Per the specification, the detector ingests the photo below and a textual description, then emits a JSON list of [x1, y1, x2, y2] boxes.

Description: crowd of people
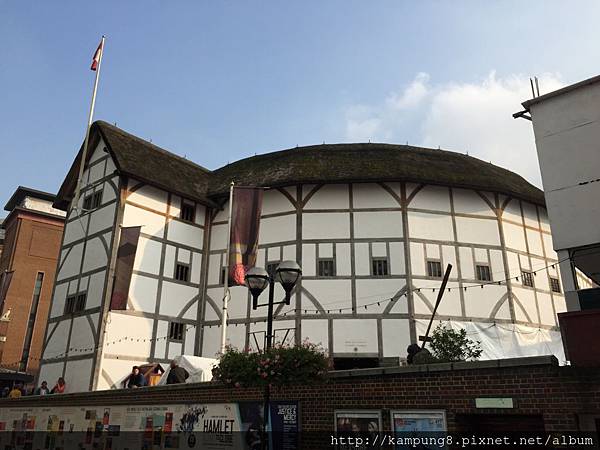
[[2, 360, 189, 397], [2, 377, 66, 398]]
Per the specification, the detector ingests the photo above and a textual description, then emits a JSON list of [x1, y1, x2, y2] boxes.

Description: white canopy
[[157, 355, 218, 385]]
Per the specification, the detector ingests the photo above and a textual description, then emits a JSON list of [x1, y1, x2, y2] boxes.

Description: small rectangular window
[[266, 262, 279, 278], [522, 271, 534, 288], [317, 259, 335, 277], [65, 292, 86, 314], [427, 260, 442, 278], [476, 265, 491, 281], [175, 263, 190, 282], [550, 277, 561, 293], [83, 190, 102, 211], [180, 202, 195, 222], [64, 295, 76, 314], [371, 258, 389, 277], [169, 322, 184, 341], [75, 293, 87, 312]]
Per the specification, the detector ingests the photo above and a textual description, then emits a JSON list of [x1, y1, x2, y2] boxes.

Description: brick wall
[[2, 356, 599, 433]]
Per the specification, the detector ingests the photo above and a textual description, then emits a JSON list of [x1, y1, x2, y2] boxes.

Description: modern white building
[[521, 76, 600, 311], [39, 121, 566, 392]]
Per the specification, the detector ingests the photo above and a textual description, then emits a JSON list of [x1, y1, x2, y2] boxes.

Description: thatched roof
[[55, 121, 545, 209], [55, 121, 215, 210], [210, 143, 544, 205]]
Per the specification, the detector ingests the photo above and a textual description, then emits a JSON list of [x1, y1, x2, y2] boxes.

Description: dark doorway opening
[[333, 357, 379, 371]]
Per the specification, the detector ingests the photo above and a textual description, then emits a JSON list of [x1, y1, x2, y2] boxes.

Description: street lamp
[[244, 260, 302, 450]]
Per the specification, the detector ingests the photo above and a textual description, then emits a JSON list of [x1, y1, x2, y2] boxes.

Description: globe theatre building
[[38, 121, 569, 391]]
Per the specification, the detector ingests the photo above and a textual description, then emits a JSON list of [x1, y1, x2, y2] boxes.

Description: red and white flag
[[90, 39, 104, 71]]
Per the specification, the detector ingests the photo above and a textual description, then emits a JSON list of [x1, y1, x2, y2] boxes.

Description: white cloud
[[386, 72, 430, 110], [343, 71, 564, 186]]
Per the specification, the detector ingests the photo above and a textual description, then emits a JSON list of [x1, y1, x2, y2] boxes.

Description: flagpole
[[72, 35, 106, 213], [220, 181, 235, 354]]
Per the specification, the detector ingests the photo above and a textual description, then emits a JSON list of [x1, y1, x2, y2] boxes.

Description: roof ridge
[[95, 121, 212, 174]]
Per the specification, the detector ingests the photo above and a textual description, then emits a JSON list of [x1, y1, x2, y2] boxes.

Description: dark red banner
[[228, 187, 264, 286], [110, 226, 141, 310]]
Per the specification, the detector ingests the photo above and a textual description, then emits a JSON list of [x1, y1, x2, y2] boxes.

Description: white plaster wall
[[160, 281, 197, 316], [127, 182, 168, 213], [302, 244, 317, 277], [530, 84, 600, 250], [455, 217, 500, 246], [56, 244, 84, 281], [303, 213, 349, 239], [303, 184, 349, 209], [37, 362, 63, 389], [354, 211, 403, 238], [302, 280, 352, 312], [409, 185, 451, 212], [129, 275, 158, 313], [202, 325, 222, 357], [503, 222, 527, 252], [70, 316, 96, 356], [332, 319, 378, 354], [64, 358, 93, 393], [167, 220, 204, 249], [336, 243, 352, 276], [301, 320, 328, 349], [43, 321, 70, 358], [262, 189, 295, 214], [154, 320, 169, 359], [452, 189, 496, 217], [382, 319, 411, 357], [133, 237, 162, 275], [355, 279, 408, 314], [407, 212, 454, 241], [352, 183, 399, 208], [82, 236, 109, 272], [259, 215, 296, 244], [103, 312, 153, 356], [62, 216, 89, 245], [50, 283, 68, 318], [122, 204, 165, 237]]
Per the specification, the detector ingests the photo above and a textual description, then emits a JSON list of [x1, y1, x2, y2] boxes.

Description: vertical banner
[[110, 226, 141, 310], [0, 271, 14, 310], [228, 187, 264, 285]]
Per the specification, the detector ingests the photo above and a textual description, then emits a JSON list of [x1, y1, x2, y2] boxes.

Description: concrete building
[[521, 76, 600, 312], [0, 187, 65, 378], [39, 121, 566, 392]]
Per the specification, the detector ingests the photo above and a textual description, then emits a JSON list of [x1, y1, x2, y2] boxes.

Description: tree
[[429, 324, 483, 362]]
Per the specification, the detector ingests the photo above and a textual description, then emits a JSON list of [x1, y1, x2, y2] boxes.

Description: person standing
[[35, 381, 50, 395], [51, 377, 66, 394], [166, 360, 189, 385], [8, 384, 22, 398], [127, 366, 147, 388]]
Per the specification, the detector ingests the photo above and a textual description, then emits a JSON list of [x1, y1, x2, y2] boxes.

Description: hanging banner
[[110, 226, 141, 310], [228, 187, 264, 286], [0, 271, 14, 310]]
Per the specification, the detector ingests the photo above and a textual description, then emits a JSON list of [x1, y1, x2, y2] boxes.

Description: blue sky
[[1, 1, 600, 206]]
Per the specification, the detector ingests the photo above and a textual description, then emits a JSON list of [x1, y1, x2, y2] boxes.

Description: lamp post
[[245, 260, 302, 450]]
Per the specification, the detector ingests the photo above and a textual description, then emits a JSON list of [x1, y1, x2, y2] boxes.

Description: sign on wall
[[0, 401, 299, 450], [390, 410, 446, 450], [334, 409, 382, 449]]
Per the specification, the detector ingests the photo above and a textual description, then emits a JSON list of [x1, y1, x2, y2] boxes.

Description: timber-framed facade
[[39, 121, 569, 391]]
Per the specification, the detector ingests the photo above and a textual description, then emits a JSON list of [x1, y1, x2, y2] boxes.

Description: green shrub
[[212, 341, 329, 388], [429, 324, 483, 362]]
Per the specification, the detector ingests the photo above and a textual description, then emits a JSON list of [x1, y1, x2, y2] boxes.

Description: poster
[[269, 401, 299, 450], [0, 402, 300, 450], [334, 410, 381, 450], [390, 410, 446, 450]]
